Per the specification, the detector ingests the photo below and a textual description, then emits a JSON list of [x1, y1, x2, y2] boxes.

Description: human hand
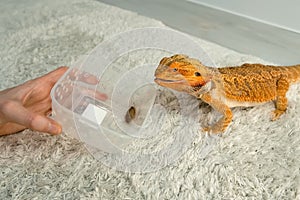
[[0, 67, 68, 136]]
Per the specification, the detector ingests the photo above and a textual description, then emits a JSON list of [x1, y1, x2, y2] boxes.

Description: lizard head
[[154, 54, 213, 96]]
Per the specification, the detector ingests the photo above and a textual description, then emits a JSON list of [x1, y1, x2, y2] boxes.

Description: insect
[[125, 106, 136, 123]]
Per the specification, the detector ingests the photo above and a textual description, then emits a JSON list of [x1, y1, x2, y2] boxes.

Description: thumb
[[29, 114, 62, 135], [1, 101, 62, 134]]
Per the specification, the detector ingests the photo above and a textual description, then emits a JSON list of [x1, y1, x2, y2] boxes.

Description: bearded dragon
[[154, 54, 300, 133]]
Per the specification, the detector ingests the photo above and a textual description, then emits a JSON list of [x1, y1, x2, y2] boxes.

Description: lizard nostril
[[173, 68, 178, 72]]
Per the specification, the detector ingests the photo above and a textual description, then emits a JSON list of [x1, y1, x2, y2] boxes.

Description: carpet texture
[[0, 0, 299, 199]]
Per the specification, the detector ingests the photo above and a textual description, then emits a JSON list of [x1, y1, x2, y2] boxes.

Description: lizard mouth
[[154, 78, 185, 83]]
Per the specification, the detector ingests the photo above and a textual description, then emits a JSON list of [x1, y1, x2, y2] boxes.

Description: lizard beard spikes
[[154, 54, 214, 95]]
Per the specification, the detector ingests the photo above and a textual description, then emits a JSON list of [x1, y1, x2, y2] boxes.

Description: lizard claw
[[202, 125, 224, 134], [271, 109, 285, 121], [202, 126, 210, 132]]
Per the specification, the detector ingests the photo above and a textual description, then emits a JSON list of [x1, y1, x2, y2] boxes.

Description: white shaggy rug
[[0, 0, 299, 199]]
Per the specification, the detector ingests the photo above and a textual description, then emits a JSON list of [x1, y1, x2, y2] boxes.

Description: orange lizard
[[154, 54, 300, 133]]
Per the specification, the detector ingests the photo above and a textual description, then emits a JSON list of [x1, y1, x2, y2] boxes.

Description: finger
[[2, 101, 62, 134], [68, 68, 99, 85], [39, 66, 69, 86], [57, 82, 108, 109], [79, 71, 99, 85], [83, 89, 108, 101], [0, 122, 26, 136]]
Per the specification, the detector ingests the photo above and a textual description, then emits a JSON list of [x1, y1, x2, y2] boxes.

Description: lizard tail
[[284, 65, 300, 83]]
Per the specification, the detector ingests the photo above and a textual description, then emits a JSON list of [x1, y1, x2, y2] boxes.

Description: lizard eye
[[194, 72, 201, 76], [173, 68, 178, 72]]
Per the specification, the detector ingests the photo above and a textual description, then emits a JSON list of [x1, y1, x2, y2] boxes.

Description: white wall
[[188, 0, 300, 33]]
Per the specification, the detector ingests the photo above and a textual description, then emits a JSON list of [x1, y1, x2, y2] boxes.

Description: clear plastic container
[[51, 55, 158, 153], [50, 28, 215, 172]]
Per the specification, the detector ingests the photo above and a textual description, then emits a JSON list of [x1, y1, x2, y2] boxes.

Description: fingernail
[[49, 123, 61, 134]]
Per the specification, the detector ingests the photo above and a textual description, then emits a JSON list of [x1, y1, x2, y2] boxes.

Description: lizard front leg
[[272, 78, 289, 120], [200, 93, 233, 133]]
